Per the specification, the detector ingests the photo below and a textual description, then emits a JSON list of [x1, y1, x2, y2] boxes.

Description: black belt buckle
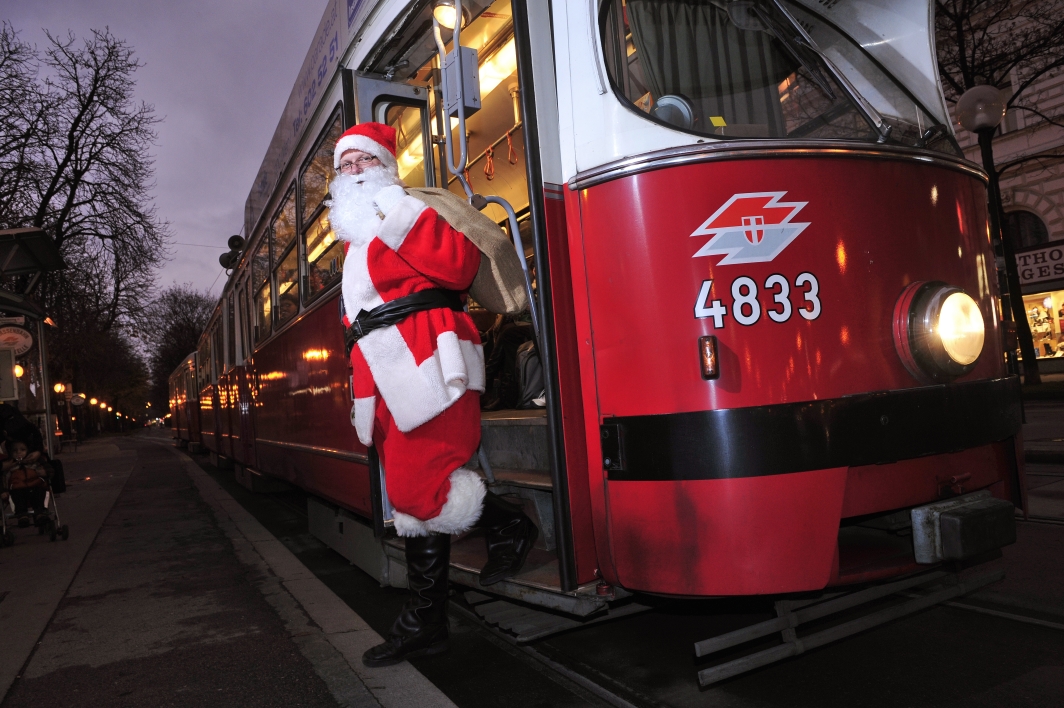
[[351, 319, 364, 339]]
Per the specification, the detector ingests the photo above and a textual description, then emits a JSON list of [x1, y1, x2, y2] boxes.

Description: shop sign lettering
[[0, 326, 33, 355], [1017, 244, 1064, 286]]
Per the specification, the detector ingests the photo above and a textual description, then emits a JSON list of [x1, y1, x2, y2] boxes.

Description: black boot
[[362, 533, 451, 667], [476, 491, 539, 586]]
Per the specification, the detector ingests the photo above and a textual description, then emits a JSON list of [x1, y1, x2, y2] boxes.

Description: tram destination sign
[[1017, 243, 1064, 286]]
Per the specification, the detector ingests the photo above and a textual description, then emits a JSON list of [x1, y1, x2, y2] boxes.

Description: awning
[[0, 228, 65, 294]]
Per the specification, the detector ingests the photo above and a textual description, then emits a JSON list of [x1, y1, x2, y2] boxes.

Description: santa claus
[[328, 122, 538, 667]]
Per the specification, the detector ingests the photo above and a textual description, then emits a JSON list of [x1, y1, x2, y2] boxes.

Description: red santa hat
[[333, 122, 399, 175]]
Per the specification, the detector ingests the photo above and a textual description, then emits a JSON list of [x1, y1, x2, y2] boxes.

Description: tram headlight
[[893, 282, 985, 382], [938, 292, 984, 366]]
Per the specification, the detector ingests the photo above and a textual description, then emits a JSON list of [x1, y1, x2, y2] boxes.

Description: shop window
[[1023, 290, 1064, 358], [1004, 210, 1050, 251]]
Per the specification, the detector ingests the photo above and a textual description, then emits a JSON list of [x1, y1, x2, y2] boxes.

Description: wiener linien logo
[[691, 191, 809, 265]]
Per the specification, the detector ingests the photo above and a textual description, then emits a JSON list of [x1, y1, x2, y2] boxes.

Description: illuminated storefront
[[1017, 241, 1064, 366]]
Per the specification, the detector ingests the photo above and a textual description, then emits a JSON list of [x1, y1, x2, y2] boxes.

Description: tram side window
[[252, 237, 272, 342], [304, 212, 343, 300], [198, 337, 211, 391], [272, 187, 300, 325], [301, 112, 343, 225], [236, 285, 248, 361], [301, 112, 345, 302], [212, 326, 223, 382], [386, 104, 429, 189], [600, 0, 875, 142], [227, 293, 237, 366]]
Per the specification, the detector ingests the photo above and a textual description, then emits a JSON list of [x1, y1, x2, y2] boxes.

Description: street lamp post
[[956, 85, 1041, 385]]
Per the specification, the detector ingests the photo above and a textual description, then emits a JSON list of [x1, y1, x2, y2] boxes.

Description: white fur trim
[[425, 468, 486, 534], [392, 468, 486, 537], [334, 134, 399, 174], [340, 241, 385, 321], [358, 325, 485, 433], [377, 196, 428, 251], [373, 184, 408, 215], [352, 396, 375, 446], [393, 510, 429, 537]]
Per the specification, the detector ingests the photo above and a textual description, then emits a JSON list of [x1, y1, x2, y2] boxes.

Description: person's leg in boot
[[363, 532, 451, 667], [477, 491, 538, 586]]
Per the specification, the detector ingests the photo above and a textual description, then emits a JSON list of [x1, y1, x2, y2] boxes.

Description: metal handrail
[[432, 0, 540, 339]]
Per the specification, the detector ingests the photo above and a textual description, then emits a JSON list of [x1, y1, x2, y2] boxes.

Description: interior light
[[433, 0, 468, 30], [13, 364, 23, 378], [395, 39, 516, 181], [90, 397, 97, 405], [107, 406, 113, 412], [53, 382, 65, 393]]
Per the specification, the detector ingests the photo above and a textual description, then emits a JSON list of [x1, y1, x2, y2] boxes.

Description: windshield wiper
[[757, 0, 889, 141], [749, 4, 836, 100]]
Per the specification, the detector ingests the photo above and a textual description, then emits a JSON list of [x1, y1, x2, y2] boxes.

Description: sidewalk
[[1021, 401, 1064, 519], [0, 434, 455, 708]]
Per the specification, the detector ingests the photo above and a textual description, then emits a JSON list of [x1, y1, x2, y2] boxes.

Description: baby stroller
[[1, 460, 69, 546]]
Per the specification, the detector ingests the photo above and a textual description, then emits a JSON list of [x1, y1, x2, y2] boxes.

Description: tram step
[[464, 592, 651, 643], [478, 409, 549, 472], [380, 534, 625, 617]]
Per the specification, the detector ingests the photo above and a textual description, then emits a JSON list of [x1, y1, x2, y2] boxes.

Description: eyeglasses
[[338, 155, 380, 174]]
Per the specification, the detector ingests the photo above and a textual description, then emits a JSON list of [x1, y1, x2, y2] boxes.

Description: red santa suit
[[332, 124, 486, 538]]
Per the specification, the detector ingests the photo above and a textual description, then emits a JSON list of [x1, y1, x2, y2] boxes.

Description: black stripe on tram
[[601, 377, 1022, 482]]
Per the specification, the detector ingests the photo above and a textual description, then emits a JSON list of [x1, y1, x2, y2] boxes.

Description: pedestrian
[[328, 122, 538, 667]]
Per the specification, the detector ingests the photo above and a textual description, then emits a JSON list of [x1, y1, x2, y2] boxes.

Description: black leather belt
[[345, 289, 464, 355]]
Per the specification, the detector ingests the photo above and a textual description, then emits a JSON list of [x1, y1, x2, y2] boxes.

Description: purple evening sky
[[4, 0, 326, 299]]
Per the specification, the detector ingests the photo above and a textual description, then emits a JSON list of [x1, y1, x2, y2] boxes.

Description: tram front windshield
[[601, 0, 956, 154]]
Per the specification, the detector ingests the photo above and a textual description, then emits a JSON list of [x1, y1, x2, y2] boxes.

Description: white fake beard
[[326, 166, 404, 248]]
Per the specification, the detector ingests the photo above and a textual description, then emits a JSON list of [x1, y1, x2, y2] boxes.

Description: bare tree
[[0, 23, 44, 230], [0, 25, 168, 407], [936, 0, 1064, 385], [140, 284, 214, 412]]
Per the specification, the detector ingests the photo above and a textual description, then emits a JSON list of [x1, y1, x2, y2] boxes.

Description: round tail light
[[893, 281, 985, 382]]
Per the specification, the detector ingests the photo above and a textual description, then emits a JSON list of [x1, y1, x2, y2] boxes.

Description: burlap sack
[[407, 187, 529, 315]]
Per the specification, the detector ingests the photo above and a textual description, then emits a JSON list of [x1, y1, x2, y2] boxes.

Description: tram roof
[[243, 0, 376, 240]]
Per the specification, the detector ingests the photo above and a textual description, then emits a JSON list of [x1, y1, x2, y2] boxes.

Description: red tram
[[173, 0, 1022, 620], [168, 351, 200, 449]]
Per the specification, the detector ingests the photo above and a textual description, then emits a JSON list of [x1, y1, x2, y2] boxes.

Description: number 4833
[[694, 273, 821, 328]]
